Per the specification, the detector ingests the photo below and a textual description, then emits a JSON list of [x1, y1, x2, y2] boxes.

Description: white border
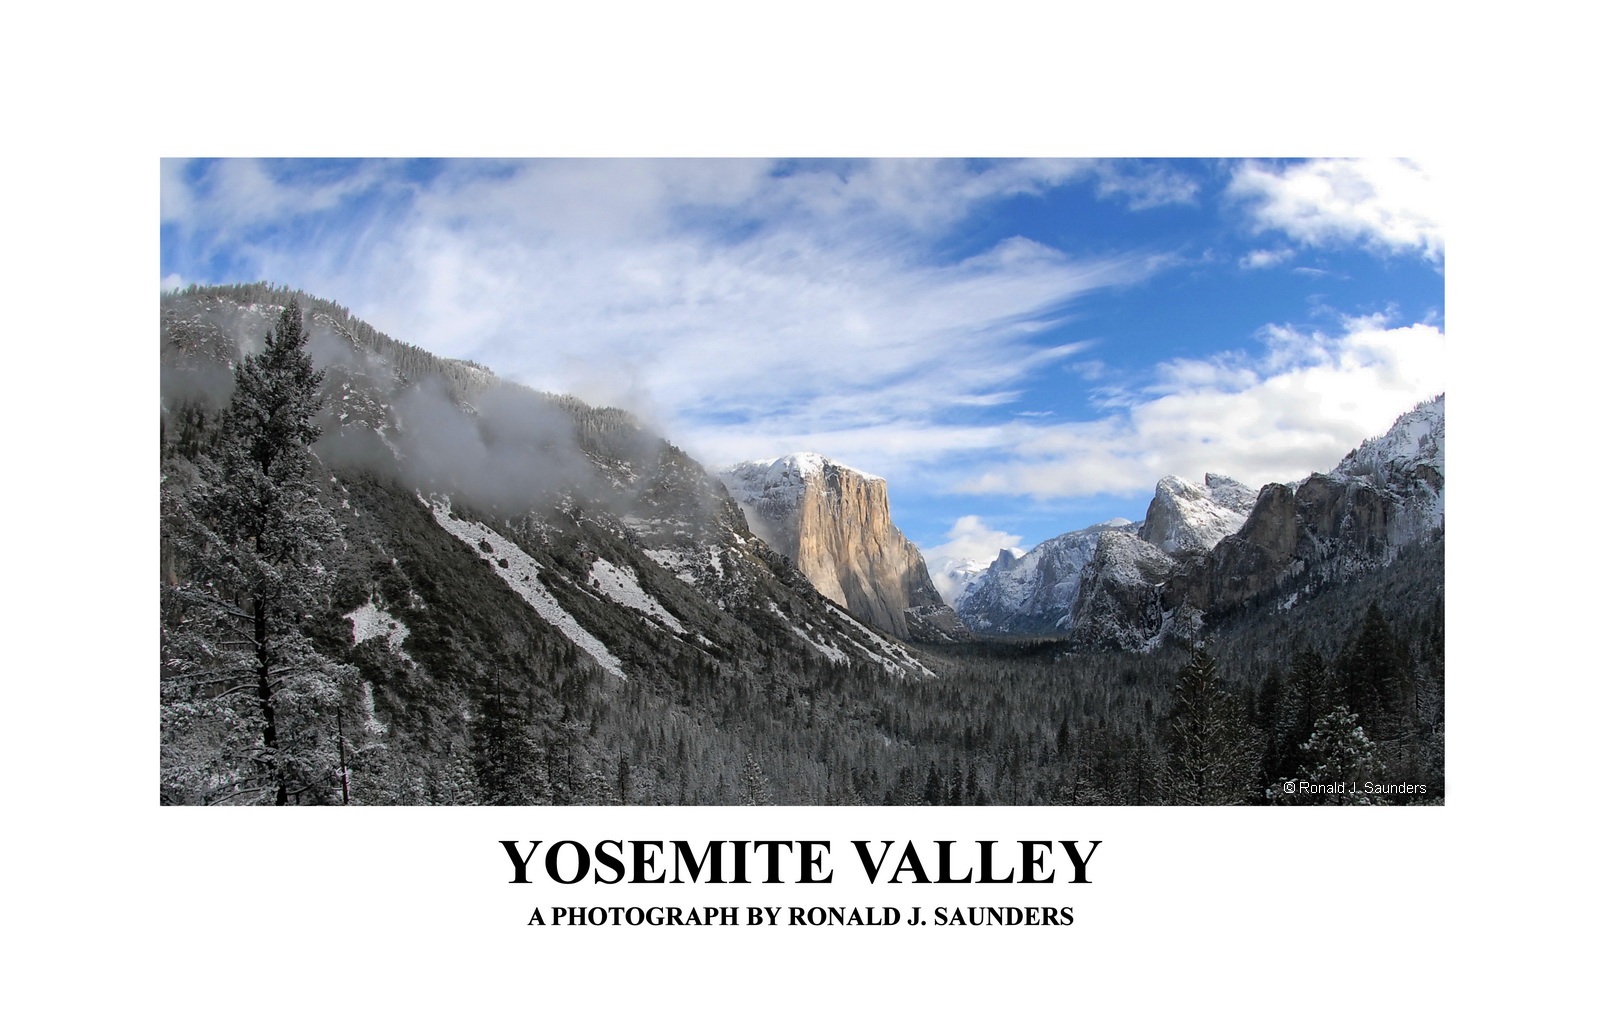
[[13, 2, 1585, 1028]]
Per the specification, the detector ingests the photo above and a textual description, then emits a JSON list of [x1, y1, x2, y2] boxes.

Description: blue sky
[[161, 157, 1443, 586]]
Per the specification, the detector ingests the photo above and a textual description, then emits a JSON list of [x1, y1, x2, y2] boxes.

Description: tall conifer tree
[[162, 302, 354, 804], [1163, 649, 1262, 805]]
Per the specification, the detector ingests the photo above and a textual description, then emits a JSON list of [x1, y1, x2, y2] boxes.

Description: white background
[[8, 1, 1594, 1030]]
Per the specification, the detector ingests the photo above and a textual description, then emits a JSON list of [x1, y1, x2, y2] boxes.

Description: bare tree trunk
[[254, 597, 287, 805], [337, 710, 350, 805]]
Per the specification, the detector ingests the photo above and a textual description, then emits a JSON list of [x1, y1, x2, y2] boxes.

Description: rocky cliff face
[[1069, 529, 1181, 651], [716, 453, 968, 642], [1165, 396, 1445, 619]]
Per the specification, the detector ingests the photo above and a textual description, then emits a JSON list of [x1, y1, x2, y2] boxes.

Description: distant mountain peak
[[1140, 473, 1259, 557], [1334, 394, 1445, 482]]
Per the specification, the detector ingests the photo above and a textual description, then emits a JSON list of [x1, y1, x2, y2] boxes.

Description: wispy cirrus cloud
[[1240, 247, 1295, 269], [162, 158, 403, 239], [1092, 159, 1204, 210], [161, 157, 1180, 459]]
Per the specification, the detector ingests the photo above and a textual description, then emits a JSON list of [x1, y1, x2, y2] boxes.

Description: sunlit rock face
[[716, 453, 967, 642]]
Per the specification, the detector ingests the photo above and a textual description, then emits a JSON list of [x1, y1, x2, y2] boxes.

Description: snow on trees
[[161, 302, 357, 805]]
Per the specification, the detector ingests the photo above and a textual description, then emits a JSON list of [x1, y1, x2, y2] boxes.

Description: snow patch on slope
[[766, 602, 851, 665], [588, 557, 686, 634], [425, 497, 627, 679], [346, 599, 411, 660], [826, 604, 935, 678], [643, 545, 724, 586], [642, 547, 698, 584]]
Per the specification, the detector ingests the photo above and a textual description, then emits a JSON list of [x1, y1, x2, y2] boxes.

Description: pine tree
[[1163, 649, 1262, 805], [1287, 705, 1384, 805], [162, 302, 356, 805], [1256, 666, 1286, 779], [740, 753, 774, 805], [921, 762, 944, 805], [471, 682, 549, 804], [1272, 648, 1327, 781], [1333, 604, 1414, 742]]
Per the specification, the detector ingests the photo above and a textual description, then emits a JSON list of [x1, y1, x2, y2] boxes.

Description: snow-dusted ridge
[[1334, 395, 1444, 487], [825, 605, 936, 678], [716, 451, 882, 489], [954, 520, 1131, 635], [1139, 474, 1257, 556]]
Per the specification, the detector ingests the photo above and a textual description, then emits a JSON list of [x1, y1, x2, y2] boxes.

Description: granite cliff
[[716, 453, 968, 642]]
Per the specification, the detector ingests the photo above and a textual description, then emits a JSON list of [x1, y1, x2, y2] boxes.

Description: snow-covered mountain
[[1067, 528, 1183, 651], [952, 395, 1444, 649], [162, 285, 947, 804], [951, 472, 1258, 640], [930, 553, 999, 610], [715, 453, 968, 642], [956, 520, 1133, 636], [1329, 393, 1444, 544], [1164, 394, 1445, 621], [1139, 474, 1258, 556]]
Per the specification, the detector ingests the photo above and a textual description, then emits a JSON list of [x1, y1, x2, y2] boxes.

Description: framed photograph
[[160, 158, 1445, 810]]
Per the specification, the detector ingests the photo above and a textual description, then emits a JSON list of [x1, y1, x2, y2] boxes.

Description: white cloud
[[920, 516, 1027, 602], [1229, 158, 1443, 262], [163, 158, 395, 238], [161, 159, 1434, 525], [164, 158, 1163, 472], [1092, 160, 1202, 210], [953, 316, 1445, 498], [1241, 248, 1295, 269]]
